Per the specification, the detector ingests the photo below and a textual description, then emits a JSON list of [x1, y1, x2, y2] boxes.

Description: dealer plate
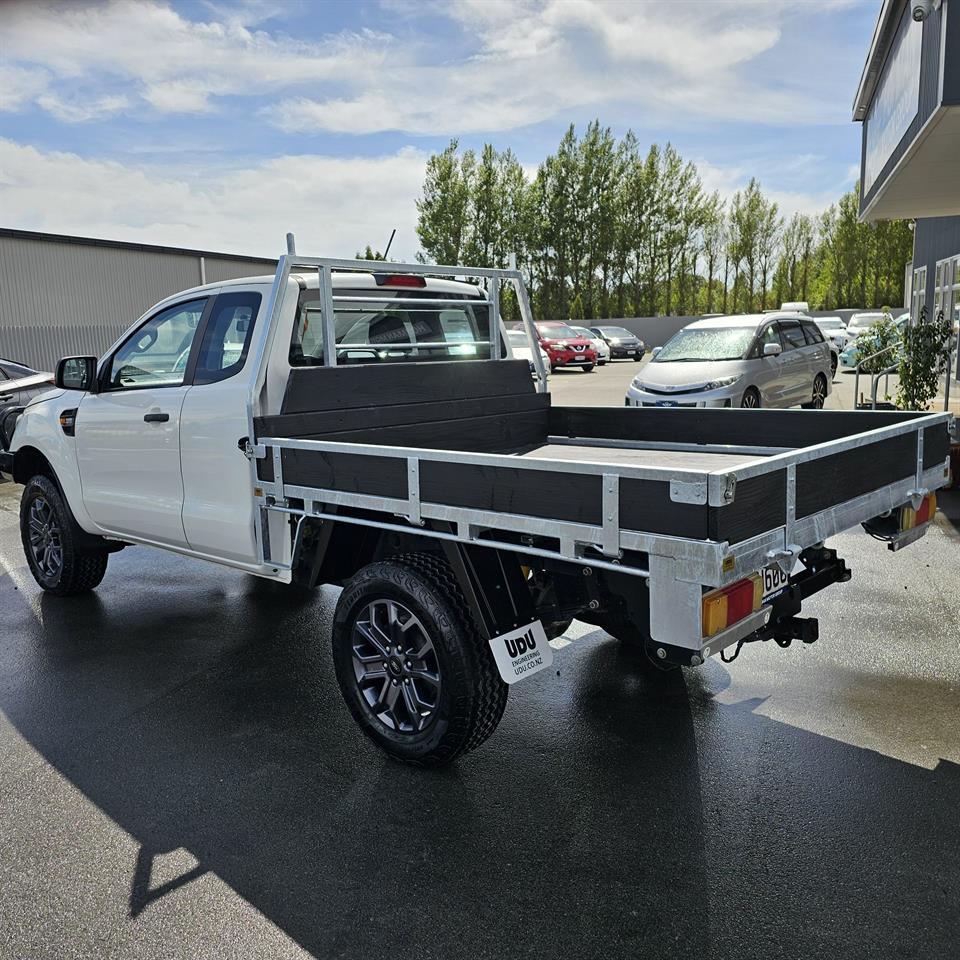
[[488, 621, 553, 684], [761, 564, 789, 602]]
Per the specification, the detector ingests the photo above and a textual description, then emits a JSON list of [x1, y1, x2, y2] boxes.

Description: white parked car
[[814, 316, 849, 350], [506, 328, 550, 377], [626, 313, 833, 409], [570, 326, 610, 365]]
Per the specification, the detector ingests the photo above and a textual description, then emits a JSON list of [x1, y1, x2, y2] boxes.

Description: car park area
[[1, 351, 959, 957]]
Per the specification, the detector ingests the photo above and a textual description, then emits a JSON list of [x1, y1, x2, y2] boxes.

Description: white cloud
[[36, 93, 130, 124], [272, 0, 852, 135], [0, 63, 49, 111], [1, 0, 387, 119], [694, 156, 859, 222], [0, 138, 428, 261], [1, 0, 861, 133]]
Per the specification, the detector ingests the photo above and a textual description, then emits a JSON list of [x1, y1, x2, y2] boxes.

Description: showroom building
[[854, 0, 960, 382]]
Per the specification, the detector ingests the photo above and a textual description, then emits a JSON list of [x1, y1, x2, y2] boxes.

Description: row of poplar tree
[[410, 122, 913, 322]]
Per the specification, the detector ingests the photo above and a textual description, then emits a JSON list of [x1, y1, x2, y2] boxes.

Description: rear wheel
[[633, 355, 642, 361], [332, 554, 507, 766], [19, 476, 109, 596], [740, 387, 761, 409], [802, 373, 828, 409], [830, 354, 838, 379]]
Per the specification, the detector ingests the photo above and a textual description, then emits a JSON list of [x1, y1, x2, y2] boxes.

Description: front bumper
[[608, 344, 643, 358], [625, 386, 735, 408], [549, 350, 596, 366]]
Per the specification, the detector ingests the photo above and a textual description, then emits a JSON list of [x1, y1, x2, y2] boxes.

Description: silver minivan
[[626, 313, 833, 409]]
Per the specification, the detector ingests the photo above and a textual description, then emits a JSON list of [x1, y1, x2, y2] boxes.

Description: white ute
[[0, 247, 952, 767]]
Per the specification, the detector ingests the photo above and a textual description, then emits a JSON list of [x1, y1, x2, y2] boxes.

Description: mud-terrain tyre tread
[[19, 475, 109, 596], [332, 552, 508, 766]]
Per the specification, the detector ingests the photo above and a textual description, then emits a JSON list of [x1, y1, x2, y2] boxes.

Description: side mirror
[[651, 346, 662, 359], [55, 356, 98, 392], [763, 342, 783, 357]]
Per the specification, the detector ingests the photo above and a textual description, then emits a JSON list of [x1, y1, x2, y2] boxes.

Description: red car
[[526, 321, 597, 373]]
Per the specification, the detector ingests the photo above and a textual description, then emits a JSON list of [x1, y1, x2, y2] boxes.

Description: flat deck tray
[[519, 443, 761, 472]]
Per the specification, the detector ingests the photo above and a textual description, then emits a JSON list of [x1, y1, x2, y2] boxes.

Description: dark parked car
[[588, 325, 645, 360], [0, 358, 52, 453]]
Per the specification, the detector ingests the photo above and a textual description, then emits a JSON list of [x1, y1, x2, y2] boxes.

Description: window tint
[[290, 290, 491, 365], [778, 321, 806, 351], [107, 299, 206, 390], [800, 321, 824, 345], [194, 291, 261, 384]]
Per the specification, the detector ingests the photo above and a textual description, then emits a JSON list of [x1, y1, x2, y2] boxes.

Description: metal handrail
[[853, 340, 901, 409]]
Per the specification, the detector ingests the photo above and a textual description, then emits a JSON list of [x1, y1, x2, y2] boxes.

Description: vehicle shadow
[[1, 565, 958, 959]]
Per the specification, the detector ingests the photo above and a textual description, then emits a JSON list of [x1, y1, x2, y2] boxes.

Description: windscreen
[[596, 327, 635, 338], [537, 323, 579, 338], [655, 327, 755, 362], [290, 289, 492, 366], [848, 314, 883, 333]]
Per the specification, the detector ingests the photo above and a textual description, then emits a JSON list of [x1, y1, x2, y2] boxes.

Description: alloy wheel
[[741, 390, 759, 408], [812, 377, 827, 409], [351, 599, 441, 733], [27, 497, 63, 582]]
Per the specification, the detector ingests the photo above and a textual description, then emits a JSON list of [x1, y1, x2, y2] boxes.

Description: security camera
[[912, 0, 935, 21]]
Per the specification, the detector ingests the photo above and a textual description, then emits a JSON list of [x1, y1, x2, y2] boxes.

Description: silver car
[[626, 313, 833, 409]]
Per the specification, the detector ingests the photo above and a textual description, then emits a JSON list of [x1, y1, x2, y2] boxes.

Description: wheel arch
[[14, 447, 122, 554]]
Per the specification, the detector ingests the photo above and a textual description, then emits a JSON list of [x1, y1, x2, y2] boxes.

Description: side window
[[778, 321, 806, 352], [800, 321, 824, 345], [106, 299, 207, 390], [0, 366, 8, 381], [193, 291, 262, 384]]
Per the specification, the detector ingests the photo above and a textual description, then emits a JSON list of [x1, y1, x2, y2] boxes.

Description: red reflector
[[374, 274, 426, 288], [725, 579, 756, 624], [915, 497, 932, 525]]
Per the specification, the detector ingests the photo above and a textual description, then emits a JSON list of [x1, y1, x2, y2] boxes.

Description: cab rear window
[[290, 290, 492, 366]]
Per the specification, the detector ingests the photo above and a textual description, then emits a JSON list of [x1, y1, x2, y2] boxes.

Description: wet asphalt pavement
[[1, 472, 959, 959]]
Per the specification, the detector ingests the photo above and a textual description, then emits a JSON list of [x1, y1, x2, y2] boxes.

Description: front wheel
[[332, 554, 507, 766], [19, 475, 109, 596], [582, 364, 595, 373], [740, 387, 761, 409]]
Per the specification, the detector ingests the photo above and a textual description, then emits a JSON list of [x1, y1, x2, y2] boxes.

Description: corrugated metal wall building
[[0, 229, 277, 371]]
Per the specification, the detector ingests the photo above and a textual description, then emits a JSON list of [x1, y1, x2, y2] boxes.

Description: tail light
[[900, 492, 937, 530], [702, 575, 763, 638], [373, 274, 426, 288]]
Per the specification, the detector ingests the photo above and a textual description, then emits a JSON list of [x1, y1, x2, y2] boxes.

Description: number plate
[[761, 565, 790, 602], [488, 621, 553, 685]]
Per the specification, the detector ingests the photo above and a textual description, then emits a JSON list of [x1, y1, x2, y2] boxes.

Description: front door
[[76, 297, 209, 546], [774, 320, 811, 405]]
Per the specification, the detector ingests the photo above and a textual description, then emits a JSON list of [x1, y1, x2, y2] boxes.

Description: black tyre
[[598, 617, 678, 675], [633, 355, 643, 361], [582, 364, 595, 373], [803, 373, 828, 409], [20, 475, 108, 596], [830, 354, 838, 379], [550, 364, 558, 374], [740, 387, 761, 409], [332, 554, 508, 766]]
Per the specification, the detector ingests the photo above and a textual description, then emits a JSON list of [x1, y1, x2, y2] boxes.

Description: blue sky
[[0, 0, 879, 261]]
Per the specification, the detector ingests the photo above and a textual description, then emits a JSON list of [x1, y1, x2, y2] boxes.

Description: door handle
[[143, 412, 169, 423], [0, 394, 12, 403]]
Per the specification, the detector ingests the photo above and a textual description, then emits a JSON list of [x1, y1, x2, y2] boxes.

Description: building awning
[[860, 105, 960, 221]]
